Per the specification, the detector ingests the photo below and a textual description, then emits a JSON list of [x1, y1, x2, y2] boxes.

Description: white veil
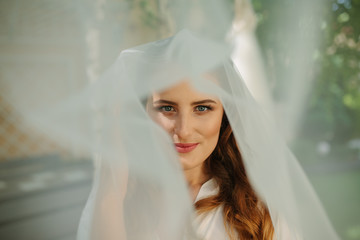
[[0, 1, 343, 240], [7, 29, 340, 239]]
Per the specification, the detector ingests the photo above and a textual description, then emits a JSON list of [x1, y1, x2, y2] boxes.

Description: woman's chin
[[179, 156, 201, 171]]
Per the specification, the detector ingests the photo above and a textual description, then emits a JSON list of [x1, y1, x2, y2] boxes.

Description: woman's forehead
[[152, 80, 220, 103]]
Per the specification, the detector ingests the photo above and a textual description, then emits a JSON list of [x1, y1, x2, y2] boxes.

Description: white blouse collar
[[194, 178, 219, 203]]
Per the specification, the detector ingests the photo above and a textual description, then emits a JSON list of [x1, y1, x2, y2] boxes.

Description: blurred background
[[0, 0, 359, 239], [252, 1, 360, 240]]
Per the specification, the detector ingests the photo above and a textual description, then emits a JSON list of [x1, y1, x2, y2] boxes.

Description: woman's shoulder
[[195, 204, 230, 240], [194, 179, 231, 240]]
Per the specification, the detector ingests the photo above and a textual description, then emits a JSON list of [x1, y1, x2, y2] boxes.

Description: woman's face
[[147, 81, 223, 171]]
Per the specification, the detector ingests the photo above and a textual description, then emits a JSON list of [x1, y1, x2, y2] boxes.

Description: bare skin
[[147, 81, 223, 201]]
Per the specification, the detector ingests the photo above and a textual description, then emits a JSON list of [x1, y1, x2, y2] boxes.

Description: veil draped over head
[[1, 1, 343, 240], [8, 29, 340, 240]]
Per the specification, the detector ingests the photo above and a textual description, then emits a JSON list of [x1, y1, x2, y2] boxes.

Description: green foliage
[[252, 0, 360, 145], [138, 0, 163, 28], [251, 3, 360, 238]]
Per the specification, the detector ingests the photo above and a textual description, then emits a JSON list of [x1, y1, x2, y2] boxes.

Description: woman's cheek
[[154, 114, 174, 133], [201, 115, 222, 138]]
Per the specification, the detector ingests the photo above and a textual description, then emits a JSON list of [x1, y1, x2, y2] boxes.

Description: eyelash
[[195, 105, 212, 112], [157, 106, 175, 112], [156, 105, 213, 113]]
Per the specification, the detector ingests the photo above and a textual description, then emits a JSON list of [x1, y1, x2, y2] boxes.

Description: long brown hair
[[195, 113, 274, 240]]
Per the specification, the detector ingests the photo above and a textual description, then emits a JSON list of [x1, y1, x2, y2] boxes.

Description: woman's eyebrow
[[153, 99, 178, 105], [191, 99, 217, 105], [153, 99, 217, 105]]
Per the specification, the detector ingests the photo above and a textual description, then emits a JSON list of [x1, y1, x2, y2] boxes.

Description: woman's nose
[[173, 113, 192, 140]]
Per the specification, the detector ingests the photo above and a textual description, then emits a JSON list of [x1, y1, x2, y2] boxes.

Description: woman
[[66, 29, 339, 240], [147, 80, 274, 239]]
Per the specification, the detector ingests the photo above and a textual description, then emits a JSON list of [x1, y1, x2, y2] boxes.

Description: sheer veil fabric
[[77, 30, 340, 239], [7, 29, 336, 239], [0, 0, 348, 239]]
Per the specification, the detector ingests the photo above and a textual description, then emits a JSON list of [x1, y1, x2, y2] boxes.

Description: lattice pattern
[[0, 0, 85, 160], [0, 0, 158, 161], [0, 96, 64, 161]]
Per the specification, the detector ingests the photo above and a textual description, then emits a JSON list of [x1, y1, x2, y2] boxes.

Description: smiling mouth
[[174, 143, 199, 153]]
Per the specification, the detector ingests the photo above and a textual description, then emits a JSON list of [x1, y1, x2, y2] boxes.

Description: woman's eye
[[195, 105, 211, 112], [159, 106, 174, 112]]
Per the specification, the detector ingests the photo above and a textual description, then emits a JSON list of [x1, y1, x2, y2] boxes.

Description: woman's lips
[[174, 143, 199, 153]]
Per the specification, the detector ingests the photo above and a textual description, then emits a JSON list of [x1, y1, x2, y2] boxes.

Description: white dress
[[193, 180, 298, 240], [194, 179, 231, 240], [194, 180, 297, 240]]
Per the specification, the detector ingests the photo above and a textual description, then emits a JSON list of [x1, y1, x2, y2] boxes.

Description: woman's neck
[[184, 164, 210, 201]]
